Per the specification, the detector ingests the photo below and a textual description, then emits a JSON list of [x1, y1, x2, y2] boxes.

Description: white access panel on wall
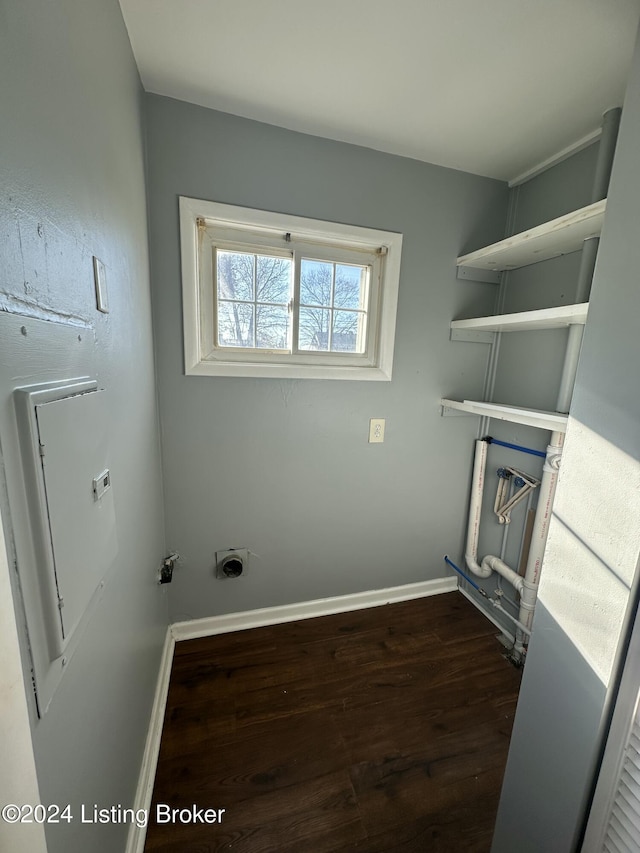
[[15, 380, 118, 675], [36, 390, 117, 645]]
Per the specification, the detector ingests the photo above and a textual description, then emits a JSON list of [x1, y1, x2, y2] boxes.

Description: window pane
[[332, 310, 366, 353], [256, 304, 289, 350], [218, 301, 254, 347], [334, 264, 368, 310], [300, 259, 332, 307], [217, 251, 254, 301], [298, 307, 330, 351], [256, 256, 292, 304]]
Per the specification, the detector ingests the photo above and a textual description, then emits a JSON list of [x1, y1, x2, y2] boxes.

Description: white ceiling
[[119, 0, 640, 181]]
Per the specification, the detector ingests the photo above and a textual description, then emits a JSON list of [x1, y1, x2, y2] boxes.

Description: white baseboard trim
[[126, 628, 175, 853], [458, 584, 516, 643], [171, 577, 457, 642]]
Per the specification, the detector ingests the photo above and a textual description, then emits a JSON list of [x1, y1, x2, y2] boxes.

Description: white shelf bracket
[[456, 266, 501, 284], [441, 402, 474, 418], [450, 329, 496, 344]]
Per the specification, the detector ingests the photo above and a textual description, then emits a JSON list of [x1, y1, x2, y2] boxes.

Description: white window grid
[[211, 241, 373, 357]]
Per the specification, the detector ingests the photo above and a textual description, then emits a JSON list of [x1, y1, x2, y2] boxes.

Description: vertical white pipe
[[557, 237, 598, 413], [465, 440, 492, 578], [556, 324, 585, 414], [513, 432, 564, 658]]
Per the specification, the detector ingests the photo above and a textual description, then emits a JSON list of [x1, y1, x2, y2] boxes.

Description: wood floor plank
[[327, 790, 502, 853], [151, 711, 349, 806], [353, 762, 508, 839], [144, 592, 521, 853], [336, 675, 518, 765], [146, 770, 364, 853]]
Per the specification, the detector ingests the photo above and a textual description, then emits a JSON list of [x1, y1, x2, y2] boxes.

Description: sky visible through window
[[216, 250, 368, 353]]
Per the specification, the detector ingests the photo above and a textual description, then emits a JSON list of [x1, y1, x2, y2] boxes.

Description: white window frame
[[179, 197, 403, 380]]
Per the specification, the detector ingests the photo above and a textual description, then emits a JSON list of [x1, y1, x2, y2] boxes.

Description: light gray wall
[[144, 95, 508, 621], [509, 143, 600, 235], [492, 24, 640, 853], [0, 2, 167, 852]]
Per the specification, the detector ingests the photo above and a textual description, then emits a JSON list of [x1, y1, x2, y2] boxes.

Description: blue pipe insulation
[[444, 556, 488, 598], [483, 435, 546, 459]]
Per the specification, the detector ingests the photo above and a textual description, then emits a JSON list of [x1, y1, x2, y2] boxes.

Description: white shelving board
[[451, 302, 589, 334], [457, 199, 606, 272], [440, 399, 568, 432]]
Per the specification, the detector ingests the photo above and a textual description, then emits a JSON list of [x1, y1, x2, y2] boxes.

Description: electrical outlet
[[369, 418, 385, 443]]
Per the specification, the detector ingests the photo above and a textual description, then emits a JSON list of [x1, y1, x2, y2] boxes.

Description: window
[[180, 197, 403, 380]]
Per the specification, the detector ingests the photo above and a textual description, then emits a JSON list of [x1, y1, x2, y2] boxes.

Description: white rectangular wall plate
[[92, 469, 111, 501], [369, 418, 386, 443], [93, 256, 109, 313]]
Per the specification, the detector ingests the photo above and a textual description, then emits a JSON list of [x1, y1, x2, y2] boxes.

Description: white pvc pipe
[[465, 439, 524, 594], [512, 432, 564, 658], [482, 554, 524, 596], [489, 598, 532, 637], [465, 439, 491, 577]]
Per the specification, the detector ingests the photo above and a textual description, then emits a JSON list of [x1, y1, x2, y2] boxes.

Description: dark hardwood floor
[[144, 592, 521, 853]]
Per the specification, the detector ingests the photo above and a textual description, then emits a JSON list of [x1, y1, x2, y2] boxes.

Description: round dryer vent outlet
[[221, 556, 243, 578], [215, 548, 249, 579]]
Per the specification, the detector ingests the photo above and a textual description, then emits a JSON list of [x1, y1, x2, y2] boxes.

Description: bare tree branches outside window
[[299, 260, 368, 353], [216, 250, 369, 354], [217, 251, 291, 349]]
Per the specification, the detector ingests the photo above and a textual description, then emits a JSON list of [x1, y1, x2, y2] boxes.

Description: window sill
[[186, 357, 393, 381]]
